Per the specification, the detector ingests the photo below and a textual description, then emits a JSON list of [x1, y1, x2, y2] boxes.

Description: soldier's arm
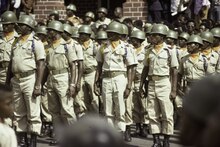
[[69, 61, 76, 86], [139, 66, 149, 92], [94, 62, 103, 96], [6, 60, 13, 85], [35, 59, 45, 88], [42, 66, 49, 86], [170, 67, 178, 95], [76, 60, 83, 90]]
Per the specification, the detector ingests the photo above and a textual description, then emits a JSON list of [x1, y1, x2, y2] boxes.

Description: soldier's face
[[84, 16, 92, 23], [187, 43, 200, 53], [114, 8, 122, 18], [130, 38, 141, 48], [48, 29, 58, 39], [79, 33, 90, 42], [18, 24, 31, 35], [97, 39, 108, 45], [108, 32, 120, 42], [213, 37, 220, 46], [199, 25, 206, 33], [66, 10, 73, 17], [0, 92, 13, 118], [166, 37, 175, 46], [146, 34, 153, 44], [187, 22, 195, 32], [36, 34, 47, 42], [97, 12, 104, 19], [178, 38, 187, 48], [2, 23, 14, 33], [202, 41, 211, 50], [151, 34, 164, 45]]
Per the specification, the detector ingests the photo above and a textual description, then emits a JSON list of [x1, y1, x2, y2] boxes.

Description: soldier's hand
[[68, 86, 76, 98], [170, 90, 177, 100], [124, 87, 131, 99], [94, 83, 101, 96], [33, 88, 41, 98], [76, 82, 81, 93]]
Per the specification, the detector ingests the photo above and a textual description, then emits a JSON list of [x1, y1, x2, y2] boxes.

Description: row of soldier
[[1, 6, 220, 147]]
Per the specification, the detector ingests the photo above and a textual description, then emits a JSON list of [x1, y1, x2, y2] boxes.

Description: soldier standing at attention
[[66, 4, 82, 27], [44, 20, 78, 145], [35, 26, 53, 137], [130, 30, 149, 138], [178, 32, 190, 62], [0, 11, 18, 85], [139, 24, 179, 147], [211, 28, 220, 54], [77, 25, 99, 115], [6, 15, 45, 147], [95, 7, 111, 30], [94, 21, 137, 137], [200, 31, 220, 74]]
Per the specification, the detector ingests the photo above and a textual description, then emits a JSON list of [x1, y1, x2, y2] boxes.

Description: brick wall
[[123, 0, 147, 22]]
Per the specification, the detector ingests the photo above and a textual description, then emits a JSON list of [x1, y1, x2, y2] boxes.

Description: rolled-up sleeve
[[35, 40, 46, 61]]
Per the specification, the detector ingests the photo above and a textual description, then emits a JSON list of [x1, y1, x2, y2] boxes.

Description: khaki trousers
[[12, 73, 42, 134], [102, 74, 127, 132], [147, 77, 174, 135], [41, 86, 52, 122]]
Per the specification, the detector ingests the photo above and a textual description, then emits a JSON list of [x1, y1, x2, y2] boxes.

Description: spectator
[[148, 0, 163, 23], [133, 20, 143, 31], [209, 0, 220, 23], [0, 84, 17, 147], [199, 22, 209, 32], [194, 0, 211, 25], [113, 7, 124, 22], [186, 19, 198, 34], [21, 0, 35, 14]]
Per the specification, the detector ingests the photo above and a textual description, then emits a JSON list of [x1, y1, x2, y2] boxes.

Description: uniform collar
[[111, 40, 120, 49], [82, 39, 92, 49], [2, 30, 18, 42], [188, 52, 203, 63], [135, 45, 144, 55], [202, 48, 212, 57], [213, 46, 220, 52], [52, 38, 65, 49], [152, 42, 164, 54]]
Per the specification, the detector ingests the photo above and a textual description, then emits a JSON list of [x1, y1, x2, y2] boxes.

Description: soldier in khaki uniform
[[66, 4, 82, 27], [76, 25, 99, 116], [83, 11, 96, 32], [48, 10, 60, 22], [6, 15, 45, 147], [166, 30, 179, 60], [44, 21, 77, 145], [96, 31, 108, 47], [94, 21, 137, 136], [178, 32, 190, 62], [35, 26, 53, 137], [200, 31, 220, 74], [211, 28, 220, 54], [140, 24, 179, 147], [130, 30, 149, 138], [178, 35, 207, 103], [0, 11, 18, 85], [96, 7, 111, 30]]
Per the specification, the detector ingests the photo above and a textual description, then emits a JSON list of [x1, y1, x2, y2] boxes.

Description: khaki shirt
[[0, 31, 18, 62], [178, 47, 189, 62], [95, 18, 111, 29], [96, 41, 138, 72], [82, 39, 97, 70], [179, 53, 207, 81], [67, 39, 84, 61], [46, 39, 77, 70], [0, 123, 17, 147], [203, 50, 220, 74], [11, 33, 45, 73], [143, 43, 179, 76], [135, 45, 146, 82]]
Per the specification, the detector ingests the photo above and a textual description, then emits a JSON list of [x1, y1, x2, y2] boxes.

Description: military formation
[[0, 3, 220, 147]]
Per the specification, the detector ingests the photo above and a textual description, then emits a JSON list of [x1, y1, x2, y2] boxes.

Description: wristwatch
[[34, 85, 41, 90], [70, 83, 76, 87]]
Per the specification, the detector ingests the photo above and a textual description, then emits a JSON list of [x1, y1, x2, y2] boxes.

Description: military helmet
[[166, 30, 178, 39], [72, 27, 79, 38], [85, 11, 95, 20], [121, 24, 129, 35], [145, 24, 153, 34], [96, 31, 108, 40], [91, 31, 95, 39], [17, 15, 35, 28], [211, 27, 220, 38], [97, 7, 108, 15], [130, 30, 145, 40], [1, 11, 17, 24], [78, 25, 92, 35], [63, 23, 73, 35], [106, 21, 123, 35], [47, 20, 64, 32], [179, 32, 190, 40], [151, 24, 168, 36], [200, 31, 214, 44], [66, 4, 77, 12], [49, 10, 59, 16], [35, 26, 47, 35], [187, 35, 203, 45]]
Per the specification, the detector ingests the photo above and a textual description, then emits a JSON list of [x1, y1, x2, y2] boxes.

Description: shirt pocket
[[22, 43, 34, 59], [157, 54, 168, 66], [54, 48, 68, 66], [115, 49, 125, 63]]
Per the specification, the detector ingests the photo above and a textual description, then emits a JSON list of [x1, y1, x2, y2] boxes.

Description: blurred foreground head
[[59, 115, 125, 147], [180, 75, 220, 147]]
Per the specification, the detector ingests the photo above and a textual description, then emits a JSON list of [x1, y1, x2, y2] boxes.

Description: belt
[[102, 71, 125, 78], [148, 75, 169, 81], [14, 70, 35, 79], [50, 68, 68, 75], [186, 80, 198, 86], [84, 67, 95, 74], [0, 62, 9, 68]]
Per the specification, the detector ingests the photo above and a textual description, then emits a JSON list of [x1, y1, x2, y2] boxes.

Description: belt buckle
[[112, 72, 116, 77], [152, 76, 159, 81]]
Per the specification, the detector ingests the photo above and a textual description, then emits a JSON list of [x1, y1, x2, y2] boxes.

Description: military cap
[[130, 30, 145, 40], [97, 7, 108, 15], [200, 31, 214, 44], [106, 21, 123, 35], [211, 27, 220, 38], [66, 4, 77, 12], [166, 30, 178, 39], [47, 20, 64, 32], [91, 31, 95, 39], [49, 10, 59, 16], [121, 24, 129, 35], [151, 24, 168, 36], [72, 27, 79, 38], [17, 15, 35, 29], [63, 23, 73, 35], [35, 26, 47, 35], [179, 32, 190, 40], [187, 35, 203, 45], [78, 25, 92, 34], [1, 11, 17, 24], [85, 11, 95, 20], [96, 31, 108, 40]]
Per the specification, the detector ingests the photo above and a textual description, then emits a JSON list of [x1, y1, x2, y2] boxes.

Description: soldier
[[72, 27, 79, 41], [35, 26, 53, 137], [48, 10, 59, 22], [44, 20, 77, 145], [113, 7, 125, 22], [96, 30, 108, 46], [200, 31, 220, 74], [66, 4, 82, 27], [178, 32, 190, 62], [6, 15, 45, 147], [83, 11, 96, 32], [96, 7, 111, 30], [130, 30, 149, 138], [77, 25, 99, 115], [94, 21, 137, 137], [139, 24, 179, 147], [211, 28, 220, 54], [0, 11, 18, 85], [178, 35, 206, 95], [166, 30, 179, 58]]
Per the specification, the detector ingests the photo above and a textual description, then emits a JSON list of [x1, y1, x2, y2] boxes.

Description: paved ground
[[37, 130, 181, 147]]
